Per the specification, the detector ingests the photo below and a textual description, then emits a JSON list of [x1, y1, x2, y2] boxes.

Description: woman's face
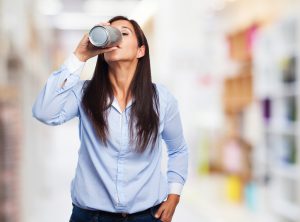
[[104, 20, 145, 63]]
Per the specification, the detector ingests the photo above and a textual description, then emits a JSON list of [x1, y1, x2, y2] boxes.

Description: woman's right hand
[[74, 22, 118, 62]]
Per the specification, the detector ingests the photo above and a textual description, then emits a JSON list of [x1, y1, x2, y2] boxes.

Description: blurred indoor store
[[0, 0, 300, 222]]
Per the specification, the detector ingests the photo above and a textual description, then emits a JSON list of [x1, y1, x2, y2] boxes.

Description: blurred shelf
[[271, 164, 300, 180], [253, 12, 300, 222], [272, 200, 300, 221], [264, 122, 298, 135], [266, 82, 299, 98]]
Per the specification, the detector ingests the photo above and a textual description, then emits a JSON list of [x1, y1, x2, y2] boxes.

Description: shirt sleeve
[[162, 92, 189, 196], [32, 53, 85, 125]]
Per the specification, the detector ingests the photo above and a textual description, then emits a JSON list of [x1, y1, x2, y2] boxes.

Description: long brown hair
[[81, 15, 159, 153]]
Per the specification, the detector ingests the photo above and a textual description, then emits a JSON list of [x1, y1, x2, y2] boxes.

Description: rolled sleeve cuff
[[64, 53, 85, 74], [168, 182, 183, 195]]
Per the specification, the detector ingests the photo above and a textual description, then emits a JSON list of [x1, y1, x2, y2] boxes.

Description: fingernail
[[155, 214, 158, 218]]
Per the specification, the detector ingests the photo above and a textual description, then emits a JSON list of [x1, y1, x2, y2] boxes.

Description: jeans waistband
[[72, 202, 163, 218]]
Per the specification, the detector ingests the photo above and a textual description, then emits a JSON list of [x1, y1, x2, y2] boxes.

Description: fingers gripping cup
[[89, 25, 122, 48]]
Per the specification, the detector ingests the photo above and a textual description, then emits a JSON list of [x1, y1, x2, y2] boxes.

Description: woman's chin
[[104, 54, 122, 63]]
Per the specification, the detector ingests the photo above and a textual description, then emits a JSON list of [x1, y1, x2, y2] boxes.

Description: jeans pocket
[[69, 213, 98, 222], [150, 203, 163, 222], [69, 205, 99, 222]]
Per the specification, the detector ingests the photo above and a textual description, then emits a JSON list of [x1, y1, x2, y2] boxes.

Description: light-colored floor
[[174, 176, 277, 222]]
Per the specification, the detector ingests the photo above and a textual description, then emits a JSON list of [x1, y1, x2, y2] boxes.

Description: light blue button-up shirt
[[32, 54, 189, 214]]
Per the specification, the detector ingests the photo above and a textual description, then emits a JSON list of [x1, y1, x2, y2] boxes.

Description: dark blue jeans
[[69, 202, 163, 222]]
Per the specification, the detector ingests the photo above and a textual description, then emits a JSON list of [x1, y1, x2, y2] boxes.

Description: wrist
[[74, 51, 87, 62], [167, 194, 180, 204]]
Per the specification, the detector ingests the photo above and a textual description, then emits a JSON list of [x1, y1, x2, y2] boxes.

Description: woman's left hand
[[154, 194, 180, 222]]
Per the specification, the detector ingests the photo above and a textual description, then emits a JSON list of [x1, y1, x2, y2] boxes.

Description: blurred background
[[1, 0, 300, 221]]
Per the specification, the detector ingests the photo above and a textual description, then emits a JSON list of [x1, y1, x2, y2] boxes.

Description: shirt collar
[[111, 96, 134, 114]]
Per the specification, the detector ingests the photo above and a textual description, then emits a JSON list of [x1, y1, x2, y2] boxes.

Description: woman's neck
[[108, 60, 137, 100]]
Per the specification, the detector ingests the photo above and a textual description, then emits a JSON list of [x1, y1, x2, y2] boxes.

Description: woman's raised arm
[[32, 53, 85, 125]]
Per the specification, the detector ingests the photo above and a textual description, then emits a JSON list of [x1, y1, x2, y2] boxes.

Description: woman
[[32, 15, 189, 222]]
